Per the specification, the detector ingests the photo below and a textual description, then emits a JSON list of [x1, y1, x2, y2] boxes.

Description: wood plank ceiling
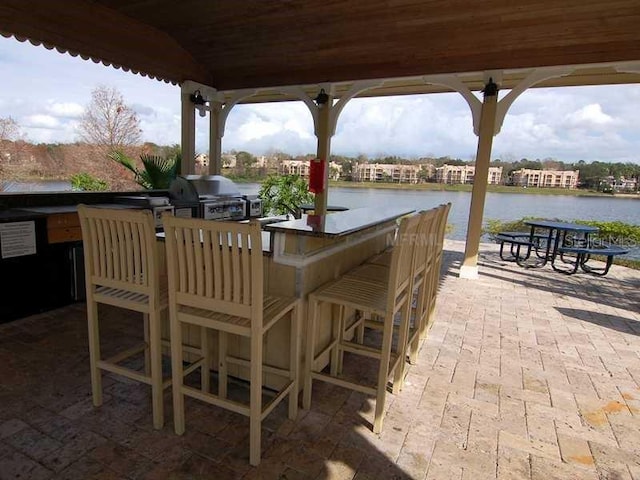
[[1, 0, 640, 93]]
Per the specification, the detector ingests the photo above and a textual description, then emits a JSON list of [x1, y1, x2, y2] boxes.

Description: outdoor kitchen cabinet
[[0, 210, 79, 323]]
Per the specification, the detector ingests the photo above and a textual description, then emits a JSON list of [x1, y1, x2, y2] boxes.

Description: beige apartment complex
[[280, 159, 310, 177], [280, 160, 342, 180], [435, 164, 503, 185], [511, 168, 579, 189], [352, 163, 421, 183]]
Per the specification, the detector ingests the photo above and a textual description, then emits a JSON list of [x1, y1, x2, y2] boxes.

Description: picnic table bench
[[494, 232, 548, 266], [553, 245, 630, 276]]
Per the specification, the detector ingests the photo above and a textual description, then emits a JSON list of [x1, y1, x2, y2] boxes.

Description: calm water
[[1, 180, 72, 192], [238, 184, 640, 258], [4, 181, 638, 257]]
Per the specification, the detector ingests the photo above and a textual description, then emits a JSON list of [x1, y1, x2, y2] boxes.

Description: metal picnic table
[[524, 219, 599, 267], [496, 219, 629, 275]]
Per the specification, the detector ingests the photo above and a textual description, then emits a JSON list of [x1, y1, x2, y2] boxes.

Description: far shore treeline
[[1, 139, 639, 195], [2, 86, 638, 194]]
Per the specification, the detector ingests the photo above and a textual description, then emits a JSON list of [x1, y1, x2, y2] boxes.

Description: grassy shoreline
[[327, 181, 640, 198]]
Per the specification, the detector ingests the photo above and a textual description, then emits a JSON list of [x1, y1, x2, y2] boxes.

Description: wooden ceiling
[[1, 0, 640, 93]]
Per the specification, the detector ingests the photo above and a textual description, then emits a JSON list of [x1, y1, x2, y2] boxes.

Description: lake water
[[238, 183, 640, 258], [1, 180, 72, 192], [4, 180, 638, 257]]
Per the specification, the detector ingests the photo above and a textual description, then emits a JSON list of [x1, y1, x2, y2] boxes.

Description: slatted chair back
[[414, 208, 440, 277], [421, 202, 451, 336], [402, 207, 441, 364], [437, 203, 451, 248], [385, 213, 422, 314], [432, 202, 451, 275], [78, 205, 161, 306], [163, 215, 264, 328]]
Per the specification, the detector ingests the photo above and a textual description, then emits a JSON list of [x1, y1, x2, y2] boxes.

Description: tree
[[0, 117, 20, 143], [78, 85, 142, 152], [0, 117, 25, 167], [235, 151, 257, 177]]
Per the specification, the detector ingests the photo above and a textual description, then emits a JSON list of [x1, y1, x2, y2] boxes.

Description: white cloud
[[564, 103, 614, 128], [46, 101, 84, 118], [1, 36, 640, 163], [236, 113, 281, 141], [23, 114, 60, 129]]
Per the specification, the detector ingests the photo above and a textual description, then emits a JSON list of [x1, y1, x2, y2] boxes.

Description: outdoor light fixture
[[314, 88, 329, 106], [190, 89, 206, 105], [190, 89, 208, 117]]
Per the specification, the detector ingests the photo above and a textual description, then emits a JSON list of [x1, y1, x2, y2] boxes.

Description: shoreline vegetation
[[229, 176, 639, 198], [327, 180, 640, 198], [4, 174, 638, 199]]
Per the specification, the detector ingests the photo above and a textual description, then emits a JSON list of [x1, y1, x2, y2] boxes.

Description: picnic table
[[495, 220, 629, 276]]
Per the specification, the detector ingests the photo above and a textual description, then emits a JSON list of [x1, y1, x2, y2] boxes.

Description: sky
[[1, 36, 640, 164]]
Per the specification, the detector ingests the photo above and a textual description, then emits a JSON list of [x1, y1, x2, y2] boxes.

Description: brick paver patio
[[1, 240, 639, 479]]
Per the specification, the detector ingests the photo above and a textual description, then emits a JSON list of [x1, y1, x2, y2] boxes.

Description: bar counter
[[171, 206, 414, 388], [263, 206, 414, 238]]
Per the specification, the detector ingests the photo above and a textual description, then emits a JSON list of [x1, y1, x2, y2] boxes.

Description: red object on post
[[309, 158, 326, 194]]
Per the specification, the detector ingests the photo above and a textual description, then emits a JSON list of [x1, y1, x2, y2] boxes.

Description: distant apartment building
[[194, 153, 209, 174], [511, 169, 579, 189], [280, 159, 309, 177], [280, 160, 342, 180], [435, 164, 503, 185], [353, 163, 421, 183], [608, 176, 638, 192], [221, 154, 270, 170], [221, 153, 237, 169], [254, 155, 268, 168]]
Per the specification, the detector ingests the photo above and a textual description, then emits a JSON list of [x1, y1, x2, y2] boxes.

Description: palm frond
[[108, 150, 181, 190], [108, 151, 138, 175]]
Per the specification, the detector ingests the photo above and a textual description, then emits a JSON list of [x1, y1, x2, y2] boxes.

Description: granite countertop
[[20, 204, 146, 214], [263, 206, 415, 238], [0, 209, 49, 222], [156, 230, 272, 254]]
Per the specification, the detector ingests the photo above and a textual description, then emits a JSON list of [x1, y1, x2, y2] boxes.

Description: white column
[[209, 101, 222, 175], [313, 94, 333, 215], [180, 91, 196, 175], [459, 80, 499, 279]]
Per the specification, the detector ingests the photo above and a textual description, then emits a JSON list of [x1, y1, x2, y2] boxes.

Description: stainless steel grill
[[168, 175, 261, 221], [113, 195, 174, 228]]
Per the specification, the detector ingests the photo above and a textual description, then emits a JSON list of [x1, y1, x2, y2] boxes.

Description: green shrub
[[70, 173, 109, 191], [483, 217, 548, 240], [575, 220, 640, 245], [259, 174, 313, 217]]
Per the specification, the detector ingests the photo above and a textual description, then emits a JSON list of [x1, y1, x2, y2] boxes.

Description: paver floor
[[1, 240, 639, 479]]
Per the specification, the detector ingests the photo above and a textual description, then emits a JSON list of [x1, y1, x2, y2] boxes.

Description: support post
[[460, 80, 499, 279], [313, 94, 333, 215], [209, 102, 223, 175], [180, 90, 196, 175]]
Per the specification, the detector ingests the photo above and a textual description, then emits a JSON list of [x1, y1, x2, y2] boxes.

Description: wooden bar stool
[[406, 208, 440, 364], [343, 208, 440, 369], [163, 216, 300, 466], [303, 213, 421, 433], [420, 203, 451, 339], [78, 205, 171, 429]]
